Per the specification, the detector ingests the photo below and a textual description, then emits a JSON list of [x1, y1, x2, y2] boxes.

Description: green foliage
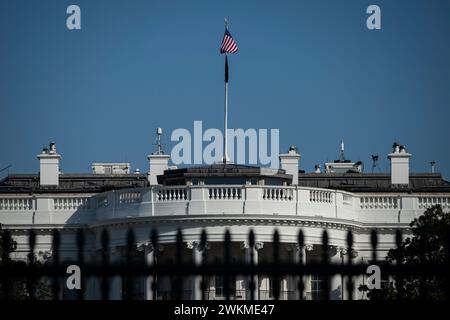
[[366, 205, 450, 300], [0, 224, 16, 262], [0, 224, 52, 300]]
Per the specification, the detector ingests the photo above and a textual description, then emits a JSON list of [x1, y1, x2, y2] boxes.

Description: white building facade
[[1, 141, 449, 300]]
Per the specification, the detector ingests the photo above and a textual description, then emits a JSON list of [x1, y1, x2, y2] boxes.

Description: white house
[[1, 140, 449, 300]]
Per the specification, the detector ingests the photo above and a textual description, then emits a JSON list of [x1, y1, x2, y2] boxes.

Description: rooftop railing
[[1, 186, 450, 226]]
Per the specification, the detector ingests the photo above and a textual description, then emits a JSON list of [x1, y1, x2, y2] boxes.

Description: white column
[[330, 247, 344, 300], [139, 242, 164, 300], [109, 247, 122, 300], [242, 241, 263, 300], [287, 245, 297, 300], [352, 255, 365, 300], [304, 244, 313, 299], [288, 243, 308, 300], [339, 248, 359, 300], [187, 240, 206, 300], [143, 243, 155, 300]]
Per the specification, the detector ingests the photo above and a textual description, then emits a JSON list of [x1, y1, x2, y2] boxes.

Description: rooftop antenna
[[0, 165, 12, 174], [430, 161, 436, 173], [371, 155, 379, 173], [153, 127, 165, 155], [339, 140, 345, 162]]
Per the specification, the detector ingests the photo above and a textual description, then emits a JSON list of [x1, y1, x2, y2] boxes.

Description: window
[[268, 277, 281, 298], [264, 178, 283, 186], [191, 179, 203, 185], [215, 276, 235, 298], [155, 276, 171, 300], [311, 275, 325, 300], [205, 178, 247, 185]]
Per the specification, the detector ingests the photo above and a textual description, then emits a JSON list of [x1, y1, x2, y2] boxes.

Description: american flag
[[220, 28, 238, 54]]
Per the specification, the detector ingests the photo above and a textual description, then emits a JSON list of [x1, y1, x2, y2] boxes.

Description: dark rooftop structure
[[157, 164, 292, 186], [0, 173, 148, 194], [297, 172, 450, 193], [1, 166, 450, 194]]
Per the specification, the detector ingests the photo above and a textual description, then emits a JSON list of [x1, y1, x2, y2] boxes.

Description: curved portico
[[83, 160, 415, 301]]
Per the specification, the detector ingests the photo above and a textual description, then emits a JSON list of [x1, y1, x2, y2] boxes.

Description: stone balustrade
[[263, 187, 294, 201], [417, 196, 450, 209], [359, 196, 398, 209], [1, 186, 448, 227], [208, 187, 242, 200], [309, 190, 333, 204], [54, 197, 91, 210], [156, 187, 188, 201], [0, 197, 33, 211]]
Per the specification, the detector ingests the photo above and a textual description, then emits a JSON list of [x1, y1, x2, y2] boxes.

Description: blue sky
[[1, 0, 449, 178]]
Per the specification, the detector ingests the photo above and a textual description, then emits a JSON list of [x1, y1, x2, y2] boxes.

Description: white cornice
[[86, 214, 411, 232]]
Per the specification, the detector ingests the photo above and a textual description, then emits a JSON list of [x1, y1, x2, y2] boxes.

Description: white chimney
[[388, 142, 411, 186], [37, 142, 61, 187], [147, 154, 170, 185], [279, 146, 301, 185]]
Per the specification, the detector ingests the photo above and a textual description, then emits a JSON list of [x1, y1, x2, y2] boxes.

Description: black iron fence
[[0, 228, 449, 300]]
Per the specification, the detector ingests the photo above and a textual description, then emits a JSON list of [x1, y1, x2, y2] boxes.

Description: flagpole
[[223, 17, 230, 164], [223, 54, 229, 164]]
